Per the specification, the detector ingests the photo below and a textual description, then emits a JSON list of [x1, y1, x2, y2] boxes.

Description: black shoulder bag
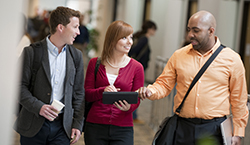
[[82, 57, 101, 131], [153, 44, 225, 145]]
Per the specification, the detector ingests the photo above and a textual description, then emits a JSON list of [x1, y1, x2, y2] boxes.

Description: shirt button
[[196, 107, 198, 110], [199, 80, 201, 83], [47, 93, 51, 96]]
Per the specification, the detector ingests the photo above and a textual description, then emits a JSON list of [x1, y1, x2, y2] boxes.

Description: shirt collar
[[210, 36, 221, 52], [46, 36, 66, 56]]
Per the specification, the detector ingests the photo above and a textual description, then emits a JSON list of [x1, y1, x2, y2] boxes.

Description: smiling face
[[61, 16, 80, 45], [115, 34, 133, 54], [101, 21, 133, 61]]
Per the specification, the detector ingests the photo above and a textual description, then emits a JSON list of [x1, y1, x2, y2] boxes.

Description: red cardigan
[[84, 57, 144, 127]]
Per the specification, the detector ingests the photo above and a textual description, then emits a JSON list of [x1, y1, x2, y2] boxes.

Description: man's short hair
[[49, 6, 80, 34]]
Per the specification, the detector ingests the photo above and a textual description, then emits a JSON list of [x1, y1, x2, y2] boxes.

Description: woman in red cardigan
[[84, 20, 144, 145]]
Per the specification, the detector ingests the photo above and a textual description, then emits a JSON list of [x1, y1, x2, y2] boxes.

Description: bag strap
[[130, 36, 148, 60], [175, 44, 225, 113], [30, 41, 43, 92], [95, 57, 101, 80], [135, 43, 148, 60]]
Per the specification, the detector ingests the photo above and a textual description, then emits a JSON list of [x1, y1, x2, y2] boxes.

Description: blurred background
[[1, 0, 250, 144]]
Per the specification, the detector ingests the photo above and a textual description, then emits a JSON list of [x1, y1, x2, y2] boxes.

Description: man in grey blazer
[[14, 6, 85, 145]]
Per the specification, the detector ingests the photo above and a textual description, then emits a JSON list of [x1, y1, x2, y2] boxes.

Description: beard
[[190, 38, 201, 50], [192, 44, 201, 50]]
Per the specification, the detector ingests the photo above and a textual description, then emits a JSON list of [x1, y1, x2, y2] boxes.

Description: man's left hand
[[231, 136, 242, 145], [70, 128, 81, 144]]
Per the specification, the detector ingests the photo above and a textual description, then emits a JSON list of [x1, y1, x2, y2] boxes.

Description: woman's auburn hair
[[101, 20, 133, 62]]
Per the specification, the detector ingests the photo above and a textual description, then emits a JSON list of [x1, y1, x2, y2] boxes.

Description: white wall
[[198, 0, 220, 20], [92, 0, 114, 56], [116, 0, 145, 32], [66, 0, 91, 14], [26, 0, 39, 17], [0, 0, 23, 144], [39, 0, 67, 10], [146, 0, 186, 82], [199, 0, 238, 50], [216, 1, 238, 50]]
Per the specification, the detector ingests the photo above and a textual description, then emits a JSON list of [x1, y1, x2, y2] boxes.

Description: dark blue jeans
[[20, 119, 70, 145], [132, 109, 138, 119], [84, 122, 134, 145]]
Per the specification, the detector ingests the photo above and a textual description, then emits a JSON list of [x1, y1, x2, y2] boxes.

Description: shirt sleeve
[[229, 54, 249, 137], [147, 54, 177, 100]]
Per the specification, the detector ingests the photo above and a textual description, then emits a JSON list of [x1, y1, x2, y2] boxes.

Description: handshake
[[137, 87, 152, 100]]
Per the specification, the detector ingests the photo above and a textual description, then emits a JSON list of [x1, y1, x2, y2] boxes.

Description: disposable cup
[[48, 100, 65, 121]]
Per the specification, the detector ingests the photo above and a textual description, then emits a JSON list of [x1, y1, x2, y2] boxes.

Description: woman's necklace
[[106, 57, 126, 68]]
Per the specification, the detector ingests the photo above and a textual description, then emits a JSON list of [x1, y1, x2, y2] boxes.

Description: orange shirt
[[148, 37, 249, 136]]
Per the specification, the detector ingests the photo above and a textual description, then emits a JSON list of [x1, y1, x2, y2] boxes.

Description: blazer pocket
[[17, 109, 34, 130]]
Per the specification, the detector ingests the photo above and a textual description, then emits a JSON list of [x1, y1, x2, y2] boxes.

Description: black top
[[128, 36, 150, 70]]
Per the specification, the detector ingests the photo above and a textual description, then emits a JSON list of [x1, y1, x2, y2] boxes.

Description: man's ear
[[57, 24, 64, 33], [208, 27, 215, 36]]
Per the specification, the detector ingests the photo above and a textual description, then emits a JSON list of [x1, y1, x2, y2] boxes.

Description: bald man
[[138, 11, 248, 145]]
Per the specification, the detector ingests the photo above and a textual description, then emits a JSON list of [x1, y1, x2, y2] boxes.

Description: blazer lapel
[[65, 45, 75, 85], [40, 39, 51, 84]]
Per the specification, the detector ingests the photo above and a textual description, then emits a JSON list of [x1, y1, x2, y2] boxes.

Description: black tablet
[[102, 92, 138, 104]]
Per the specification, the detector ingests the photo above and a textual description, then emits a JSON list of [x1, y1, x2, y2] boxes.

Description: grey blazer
[[14, 38, 85, 138]]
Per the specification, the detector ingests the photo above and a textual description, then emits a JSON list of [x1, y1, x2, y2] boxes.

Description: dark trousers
[[174, 116, 226, 145], [133, 109, 138, 119], [84, 122, 134, 145], [20, 118, 70, 145]]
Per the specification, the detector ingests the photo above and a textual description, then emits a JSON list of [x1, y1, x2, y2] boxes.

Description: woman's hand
[[104, 85, 120, 92], [114, 100, 131, 111]]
